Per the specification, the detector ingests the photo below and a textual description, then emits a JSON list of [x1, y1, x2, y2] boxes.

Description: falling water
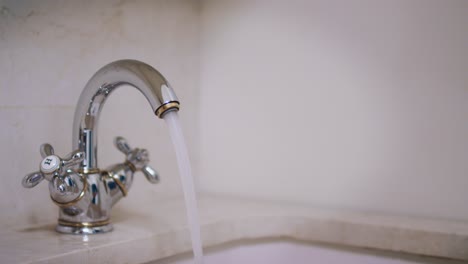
[[163, 111, 204, 264]]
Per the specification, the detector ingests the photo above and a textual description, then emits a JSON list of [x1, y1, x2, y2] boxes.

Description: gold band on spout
[[155, 101, 180, 118]]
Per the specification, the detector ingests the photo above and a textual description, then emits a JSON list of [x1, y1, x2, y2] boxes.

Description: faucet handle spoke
[[115, 136, 132, 155], [40, 143, 54, 158], [142, 165, 160, 184], [22, 171, 45, 188], [62, 150, 85, 169]]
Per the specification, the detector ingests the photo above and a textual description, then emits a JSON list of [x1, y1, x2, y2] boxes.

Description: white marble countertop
[[2, 193, 468, 264]]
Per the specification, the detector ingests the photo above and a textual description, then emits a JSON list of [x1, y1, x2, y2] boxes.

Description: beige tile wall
[[0, 0, 200, 226]]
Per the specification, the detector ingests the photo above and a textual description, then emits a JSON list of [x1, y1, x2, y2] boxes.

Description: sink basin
[[151, 239, 457, 264]]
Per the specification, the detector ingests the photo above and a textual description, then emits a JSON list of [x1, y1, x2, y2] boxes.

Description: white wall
[[199, 0, 468, 220], [0, 0, 200, 226]]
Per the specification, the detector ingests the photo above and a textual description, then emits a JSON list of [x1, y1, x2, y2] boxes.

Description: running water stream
[[163, 111, 204, 264]]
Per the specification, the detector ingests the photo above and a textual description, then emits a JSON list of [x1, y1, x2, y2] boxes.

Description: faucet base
[[56, 224, 113, 234], [56, 219, 113, 234]]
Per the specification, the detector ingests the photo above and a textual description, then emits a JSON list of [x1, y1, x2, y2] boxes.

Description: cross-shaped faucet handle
[[22, 144, 85, 188], [114, 137, 160, 184]]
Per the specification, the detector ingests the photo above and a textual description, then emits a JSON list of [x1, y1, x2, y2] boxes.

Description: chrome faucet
[[22, 60, 180, 234]]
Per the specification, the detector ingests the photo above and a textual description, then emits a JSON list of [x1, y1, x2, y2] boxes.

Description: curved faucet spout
[[72, 60, 179, 170]]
